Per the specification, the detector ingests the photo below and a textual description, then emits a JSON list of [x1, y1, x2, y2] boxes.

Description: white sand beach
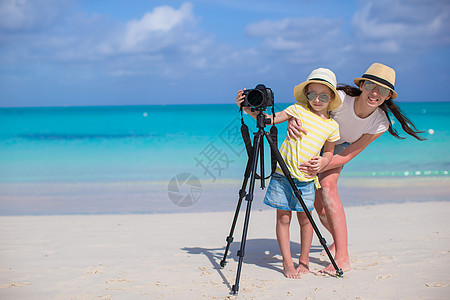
[[0, 201, 449, 299]]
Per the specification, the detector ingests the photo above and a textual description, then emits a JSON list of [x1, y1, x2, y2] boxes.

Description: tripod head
[[252, 108, 272, 130]]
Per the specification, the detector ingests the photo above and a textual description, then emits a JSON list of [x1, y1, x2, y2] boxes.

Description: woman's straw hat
[[293, 68, 342, 111], [353, 63, 397, 99]]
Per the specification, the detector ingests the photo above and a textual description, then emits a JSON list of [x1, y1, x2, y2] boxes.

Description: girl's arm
[[321, 141, 335, 169], [236, 89, 289, 124], [265, 110, 290, 125]]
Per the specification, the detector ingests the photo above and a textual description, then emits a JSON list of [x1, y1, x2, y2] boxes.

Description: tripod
[[220, 109, 343, 295]]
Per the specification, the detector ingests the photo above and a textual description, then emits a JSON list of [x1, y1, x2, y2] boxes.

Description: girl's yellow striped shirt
[[275, 103, 340, 188]]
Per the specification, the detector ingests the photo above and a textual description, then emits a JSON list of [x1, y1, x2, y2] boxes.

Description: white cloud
[[353, 0, 450, 53], [0, 0, 31, 30], [0, 0, 70, 32], [1, 0, 449, 106], [236, 0, 450, 72], [244, 16, 347, 66], [0, 1, 226, 79], [121, 2, 196, 52]]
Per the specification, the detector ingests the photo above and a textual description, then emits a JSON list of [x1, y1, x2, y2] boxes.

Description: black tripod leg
[[221, 122, 256, 267], [231, 132, 262, 295], [264, 132, 344, 277], [220, 157, 252, 268]]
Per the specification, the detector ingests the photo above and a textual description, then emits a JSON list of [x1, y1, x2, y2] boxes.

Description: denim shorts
[[334, 142, 350, 154], [263, 172, 315, 212]]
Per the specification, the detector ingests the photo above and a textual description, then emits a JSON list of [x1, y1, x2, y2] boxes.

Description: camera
[[242, 84, 274, 109]]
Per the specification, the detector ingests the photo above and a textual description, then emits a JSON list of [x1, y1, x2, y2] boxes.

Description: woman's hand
[[287, 117, 308, 140]]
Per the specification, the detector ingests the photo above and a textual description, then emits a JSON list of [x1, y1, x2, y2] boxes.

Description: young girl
[[236, 68, 341, 278]]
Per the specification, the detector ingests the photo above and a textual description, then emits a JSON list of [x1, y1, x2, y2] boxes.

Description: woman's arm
[[299, 132, 385, 175], [299, 132, 385, 174], [324, 132, 384, 171], [286, 116, 308, 140]]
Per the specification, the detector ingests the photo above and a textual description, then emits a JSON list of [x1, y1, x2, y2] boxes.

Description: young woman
[[287, 63, 425, 274]]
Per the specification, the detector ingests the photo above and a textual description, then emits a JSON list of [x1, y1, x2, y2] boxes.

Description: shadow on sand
[[182, 238, 329, 290]]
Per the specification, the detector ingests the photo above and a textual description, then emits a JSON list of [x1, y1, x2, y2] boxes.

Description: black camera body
[[242, 84, 274, 109]]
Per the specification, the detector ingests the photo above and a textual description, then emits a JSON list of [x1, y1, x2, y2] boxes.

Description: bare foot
[[317, 258, 350, 276], [296, 261, 309, 275], [320, 243, 335, 257], [283, 260, 301, 279]]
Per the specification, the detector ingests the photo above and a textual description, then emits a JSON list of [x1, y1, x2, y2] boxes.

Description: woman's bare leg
[[315, 190, 336, 256], [314, 190, 331, 231], [316, 168, 351, 273]]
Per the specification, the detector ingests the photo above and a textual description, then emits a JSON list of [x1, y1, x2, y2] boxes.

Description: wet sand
[[0, 176, 449, 215]]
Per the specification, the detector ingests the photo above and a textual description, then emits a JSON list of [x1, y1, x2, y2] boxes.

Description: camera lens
[[247, 89, 264, 107]]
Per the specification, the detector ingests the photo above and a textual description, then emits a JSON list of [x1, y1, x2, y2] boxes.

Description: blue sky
[[1, 0, 449, 107]]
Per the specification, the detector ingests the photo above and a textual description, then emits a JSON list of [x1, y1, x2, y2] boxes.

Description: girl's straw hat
[[293, 68, 342, 111], [353, 63, 398, 99]]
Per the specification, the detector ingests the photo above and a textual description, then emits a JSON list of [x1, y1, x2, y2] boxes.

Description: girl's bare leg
[[317, 168, 351, 274], [276, 209, 300, 278], [296, 212, 312, 274]]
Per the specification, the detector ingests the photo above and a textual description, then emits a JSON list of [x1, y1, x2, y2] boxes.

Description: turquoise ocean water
[[0, 102, 449, 214]]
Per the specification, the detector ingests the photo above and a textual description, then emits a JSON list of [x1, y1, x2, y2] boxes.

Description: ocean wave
[[15, 133, 157, 140], [345, 170, 449, 177]]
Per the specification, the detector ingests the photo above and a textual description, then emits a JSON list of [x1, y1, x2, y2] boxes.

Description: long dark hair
[[337, 84, 425, 141]]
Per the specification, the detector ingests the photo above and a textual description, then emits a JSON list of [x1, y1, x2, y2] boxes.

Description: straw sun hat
[[293, 68, 342, 111], [353, 63, 397, 99]]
